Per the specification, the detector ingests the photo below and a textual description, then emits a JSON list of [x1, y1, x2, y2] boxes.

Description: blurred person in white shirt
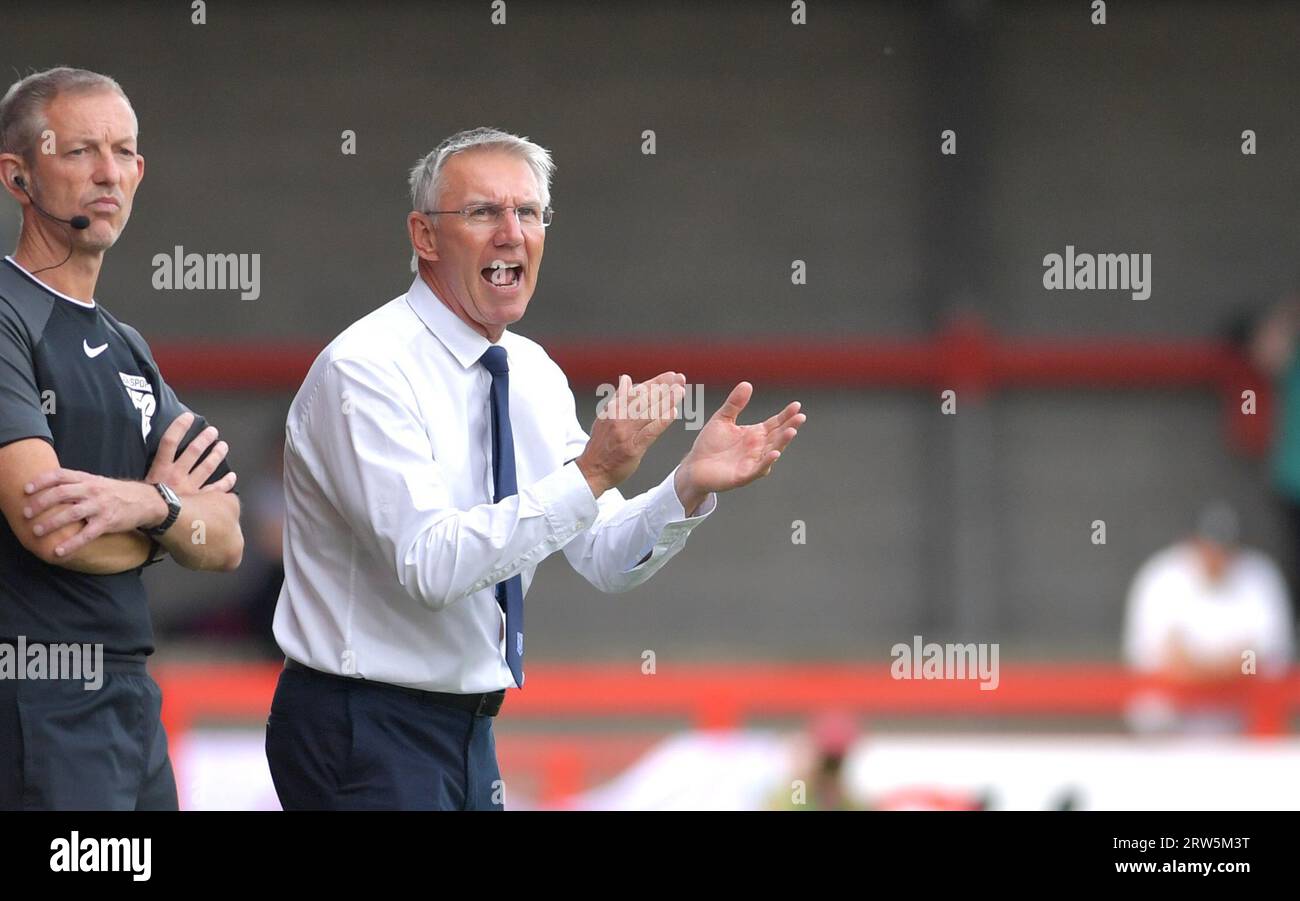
[[1122, 501, 1294, 734]]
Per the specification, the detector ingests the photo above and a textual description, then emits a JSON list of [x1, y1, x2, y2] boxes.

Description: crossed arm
[[0, 413, 243, 575]]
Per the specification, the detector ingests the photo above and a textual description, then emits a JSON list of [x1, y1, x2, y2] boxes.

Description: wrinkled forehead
[[442, 149, 540, 204], [44, 89, 138, 144]]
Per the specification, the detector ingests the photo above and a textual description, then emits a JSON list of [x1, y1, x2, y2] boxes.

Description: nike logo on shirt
[[83, 339, 108, 358]]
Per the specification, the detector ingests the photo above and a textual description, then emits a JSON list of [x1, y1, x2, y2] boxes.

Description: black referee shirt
[[0, 257, 232, 655]]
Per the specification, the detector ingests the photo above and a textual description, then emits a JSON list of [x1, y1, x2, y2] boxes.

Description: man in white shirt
[[265, 127, 807, 810], [1122, 501, 1294, 734]]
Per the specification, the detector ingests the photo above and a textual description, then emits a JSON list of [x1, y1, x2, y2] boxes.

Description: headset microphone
[[10, 174, 91, 276], [12, 175, 90, 229]]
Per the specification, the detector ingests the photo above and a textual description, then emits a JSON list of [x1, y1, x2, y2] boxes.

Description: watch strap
[[139, 482, 181, 537]]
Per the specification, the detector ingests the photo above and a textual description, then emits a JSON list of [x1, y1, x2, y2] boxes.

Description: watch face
[[159, 483, 181, 507]]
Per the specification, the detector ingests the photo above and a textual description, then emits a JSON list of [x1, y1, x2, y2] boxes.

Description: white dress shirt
[[273, 275, 716, 693], [1122, 543, 1293, 677]]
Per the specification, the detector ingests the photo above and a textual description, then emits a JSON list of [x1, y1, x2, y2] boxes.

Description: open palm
[[682, 382, 805, 493]]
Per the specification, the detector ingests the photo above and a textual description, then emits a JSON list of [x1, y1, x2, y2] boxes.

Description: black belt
[[284, 658, 506, 717]]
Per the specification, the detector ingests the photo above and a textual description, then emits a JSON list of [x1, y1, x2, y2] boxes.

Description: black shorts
[[0, 653, 177, 811]]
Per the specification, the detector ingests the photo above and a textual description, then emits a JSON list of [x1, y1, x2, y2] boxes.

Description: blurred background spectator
[[766, 711, 864, 811], [1122, 501, 1293, 734], [1248, 291, 1300, 617]]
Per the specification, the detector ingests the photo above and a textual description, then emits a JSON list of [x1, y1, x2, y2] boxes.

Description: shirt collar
[[405, 273, 505, 369], [4, 255, 97, 308]]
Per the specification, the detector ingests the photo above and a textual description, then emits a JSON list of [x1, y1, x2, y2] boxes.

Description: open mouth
[[481, 260, 524, 291]]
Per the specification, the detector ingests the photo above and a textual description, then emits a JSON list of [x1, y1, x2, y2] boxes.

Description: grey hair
[[0, 67, 134, 162], [408, 126, 555, 272]]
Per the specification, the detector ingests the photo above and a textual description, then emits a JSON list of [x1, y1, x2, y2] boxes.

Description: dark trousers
[[0, 660, 177, 811], [265, 663, 505, 811]]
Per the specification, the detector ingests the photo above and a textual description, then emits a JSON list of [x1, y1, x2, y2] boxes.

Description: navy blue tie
[[480, 345, 524, 688]]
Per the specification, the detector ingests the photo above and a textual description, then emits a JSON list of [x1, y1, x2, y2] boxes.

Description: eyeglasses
[[423, 202, 554, 229]]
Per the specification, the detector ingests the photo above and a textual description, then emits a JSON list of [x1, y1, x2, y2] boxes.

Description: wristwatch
[[139, 482, 182, 537]]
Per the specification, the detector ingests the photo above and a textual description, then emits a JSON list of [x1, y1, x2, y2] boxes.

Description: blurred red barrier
[[151, 321, 1271, 454], [156, 662, 1300, 740]]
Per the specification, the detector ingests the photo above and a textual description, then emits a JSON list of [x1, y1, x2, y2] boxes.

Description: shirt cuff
[[658, 463, 717, 524], [620, 465, 716, 573]]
